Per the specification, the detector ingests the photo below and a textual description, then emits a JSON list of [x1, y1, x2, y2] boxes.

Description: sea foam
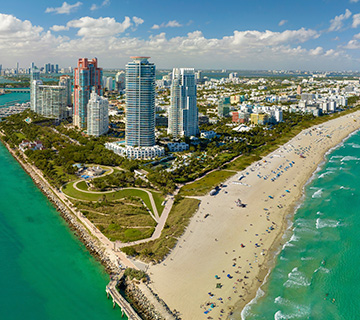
[[316, 218, 340, 229], [284, 267, 311, 288], [312, 188, 323, 198]]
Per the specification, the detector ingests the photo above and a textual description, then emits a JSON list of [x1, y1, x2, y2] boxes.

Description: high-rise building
[[218, 97, 230, 117], [59, 75, 72, 106], [87, 89, 109, 137], [32, 82, 67, 120], [115, 71, 125, 92], [30, 67, 40, 111], [168, 68, 198, 137], [105, 77, 113, 91], [73, 58, 102, 129], [125, 56, 155, 147]]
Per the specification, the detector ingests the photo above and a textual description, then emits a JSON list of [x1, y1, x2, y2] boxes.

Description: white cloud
[[350, 0, 359, 3], [309, 46, 324, 56], [279, 20, 288, 26], [352, 13, 360, 28], [151, 20, 182, 29], [328, 9, 352, 31], [66, 16, 131, 37], [166, 20, 182, 27], [45, 1, 82, 14], [133, 16, 144, 27], [0, 14, 354, 70], [90, 0, 110, 11], [354, 32, 360, 39], [344, 39, 360, 49], [50, 25, 69, 32], [0, 13, 43, 39]]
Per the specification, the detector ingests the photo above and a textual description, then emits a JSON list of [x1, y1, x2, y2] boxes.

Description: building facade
[[125, 56, 156, 147], [30, 67, 40, 111], [73, 58, 102, 129], [218, 97, 230, 117], [105, 142, 164, 159], [167, 68, 198, 138], [87, 90, 109, 137], [32, 82, 67, 119], [59, 75, 72, 106]]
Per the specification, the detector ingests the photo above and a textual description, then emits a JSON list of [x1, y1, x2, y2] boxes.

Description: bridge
[[106, 271, 142, 320], [0, 88, 30, 93]]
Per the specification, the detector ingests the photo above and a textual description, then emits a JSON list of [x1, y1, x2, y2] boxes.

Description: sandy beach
[[147, 111, 360, 320]]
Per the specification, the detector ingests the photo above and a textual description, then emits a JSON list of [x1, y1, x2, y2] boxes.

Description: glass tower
[[168, 68, 198, 137], [125, 57, 155, 147]]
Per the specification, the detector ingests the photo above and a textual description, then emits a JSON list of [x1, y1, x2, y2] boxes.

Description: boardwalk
[[106, 272, 142, 320]]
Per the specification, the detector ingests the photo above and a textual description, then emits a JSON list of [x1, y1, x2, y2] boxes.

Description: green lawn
[[76, 180, 89, 191], [62, 182, 155, 213], [122, 198, 200, 262], [179, 170, 236, 196], [151, 191, 165, 216]]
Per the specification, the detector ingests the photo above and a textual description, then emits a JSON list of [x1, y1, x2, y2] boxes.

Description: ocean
[[241, 130, 360, 319], [0, 142, 127, 320], [0, 92, 30, 106]]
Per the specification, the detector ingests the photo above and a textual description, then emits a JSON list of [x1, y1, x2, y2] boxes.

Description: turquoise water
[[0, 92, 30, 106], [242, 130, 360, 319], [0, 142, 127, 320]]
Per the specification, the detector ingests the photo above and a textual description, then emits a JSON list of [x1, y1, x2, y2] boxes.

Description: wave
[[318, 171, 334, 179], [347, 142, 360, 148], [341, 156, 360, 161], [274, 303, 310, 319], [284, 267, 311, 288], [312, 189, 323, 198], [314, 266, 330, 274], [240, 287, 265, 320], [301, 256, 314, 261], [316, 211, 323, 215], [316, 218, 340, 229], [340, 186, 350, 190]]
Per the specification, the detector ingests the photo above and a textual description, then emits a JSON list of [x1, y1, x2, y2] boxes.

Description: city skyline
[[1, 1, 360, 70]]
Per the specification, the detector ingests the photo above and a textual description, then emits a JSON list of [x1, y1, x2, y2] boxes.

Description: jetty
[[106, 271, 142, 320]]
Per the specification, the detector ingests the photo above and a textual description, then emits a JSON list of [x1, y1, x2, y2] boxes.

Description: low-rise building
[[166, 142, 189, 152], [105, 142, 165, 159]]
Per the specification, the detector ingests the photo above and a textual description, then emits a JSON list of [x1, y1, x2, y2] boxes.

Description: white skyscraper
[[168, 68, 198, 137], [32, 81, 67, 120], [87, 89, 109, 137]]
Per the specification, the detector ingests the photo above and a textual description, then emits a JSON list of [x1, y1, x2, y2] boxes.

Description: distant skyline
[[2, 0, 360, 70]]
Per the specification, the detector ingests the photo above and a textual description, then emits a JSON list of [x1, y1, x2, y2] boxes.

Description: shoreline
[[237, 127, 360, 319], [0, 137, 178, 320], [0, 139, 175, 319], [147, 111, 360, 320]]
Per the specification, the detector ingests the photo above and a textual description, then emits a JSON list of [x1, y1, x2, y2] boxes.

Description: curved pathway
[[71, 181, 160, 222]]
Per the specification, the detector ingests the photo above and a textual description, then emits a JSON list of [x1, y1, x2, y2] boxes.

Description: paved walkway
[[71, 181, 160, 222]]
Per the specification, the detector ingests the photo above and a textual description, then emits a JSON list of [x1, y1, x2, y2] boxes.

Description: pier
[[106, 271, 142, 320]]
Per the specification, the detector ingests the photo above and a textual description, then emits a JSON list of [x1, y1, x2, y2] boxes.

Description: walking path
[[71, 180, 160, 221]]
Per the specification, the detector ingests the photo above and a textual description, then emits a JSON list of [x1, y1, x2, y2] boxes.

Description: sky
[[2, 0, 360, 70]]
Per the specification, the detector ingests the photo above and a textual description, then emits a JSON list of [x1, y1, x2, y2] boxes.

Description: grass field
[[62, 182, 156, 213], [122, 198, 200, 262], [179, 170, 236, 196], [151, 191, 165, 216]]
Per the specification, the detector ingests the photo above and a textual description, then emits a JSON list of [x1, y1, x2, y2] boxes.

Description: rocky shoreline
[[0, 137, 177, 320]]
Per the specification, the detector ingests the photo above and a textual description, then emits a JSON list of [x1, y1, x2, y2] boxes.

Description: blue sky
[[1, 0, 360, 70]]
